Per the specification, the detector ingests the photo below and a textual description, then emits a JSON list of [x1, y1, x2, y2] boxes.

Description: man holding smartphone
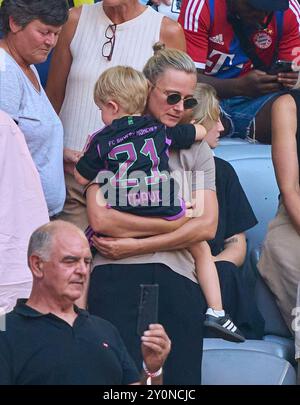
[[179, 0, 300, 143], [0, 221, 171, 385]]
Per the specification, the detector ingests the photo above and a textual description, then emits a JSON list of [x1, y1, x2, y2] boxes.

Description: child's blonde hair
[[94, 66, 149, 115], [192, 83, 220, 128]]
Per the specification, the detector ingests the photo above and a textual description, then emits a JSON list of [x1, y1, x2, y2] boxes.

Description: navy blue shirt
[[76, 116, 196, 220], [0, 300, 139, 385]]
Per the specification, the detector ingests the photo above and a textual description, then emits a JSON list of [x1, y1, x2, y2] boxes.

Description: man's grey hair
[[27, 220, 88, 267], [27, 224, 54, 266]]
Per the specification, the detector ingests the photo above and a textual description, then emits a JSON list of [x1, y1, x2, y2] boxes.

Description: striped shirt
[[178, 0, 300, 77]]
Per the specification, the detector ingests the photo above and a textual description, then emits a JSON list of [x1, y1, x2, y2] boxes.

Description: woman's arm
[[91, 189, 218, 259], [272, 94, 300, 235], [214, 233, 247, 267], [160, 16, 186, 51], [46, 7, 81, 113], [134, 189, 218, 251], [86, 184, 189, 237]]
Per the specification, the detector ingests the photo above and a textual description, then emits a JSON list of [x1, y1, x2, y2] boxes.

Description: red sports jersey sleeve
[[278, 0, 300, 63], [178, 0, 211, 69]]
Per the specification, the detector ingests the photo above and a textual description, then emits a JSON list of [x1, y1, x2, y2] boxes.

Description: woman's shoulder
[[187, 140, 214, 170], [176, 138, 212, 159], [0, 48, 18, 69], [0, 110, 16, 127], [160, 16, 186, 49], [170, 140, 214, 174], [58, 5, 83, 46], [193, 139, 214, 156], [273, 92, 297, 110], [0, 49, 23, 83], [69, 6, 82, 24], [69, 1, 101, 22], [272, 92, 298, 122]]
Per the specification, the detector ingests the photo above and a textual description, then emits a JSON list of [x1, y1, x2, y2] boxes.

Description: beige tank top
[[60, 3, 164, 151]]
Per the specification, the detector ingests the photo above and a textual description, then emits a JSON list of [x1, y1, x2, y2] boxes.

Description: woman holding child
[[85, 43, 264, 383], [86, 44, 216, 385]]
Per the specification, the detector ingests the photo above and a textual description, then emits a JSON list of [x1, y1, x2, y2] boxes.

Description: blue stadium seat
[[202, 345, 296, 385], [202, 138, 296, 385], [214, 138, 279, 253]]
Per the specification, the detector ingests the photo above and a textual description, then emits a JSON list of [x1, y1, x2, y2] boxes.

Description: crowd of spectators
[[0, 0, 299, 385]]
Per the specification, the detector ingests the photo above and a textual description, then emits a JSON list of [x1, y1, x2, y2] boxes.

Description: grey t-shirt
[[0, 49, 65, 216], [93, 140, 216, 283]]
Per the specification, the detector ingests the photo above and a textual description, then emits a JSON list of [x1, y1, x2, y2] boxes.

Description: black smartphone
[[137, 284, 159, 336], [269, 60, 294, 75]]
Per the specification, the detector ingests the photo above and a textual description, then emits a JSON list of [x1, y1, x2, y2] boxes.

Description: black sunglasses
[[166, 93, 198, 109], [102, 24, 117, 61], [153, 85, 198, 110]]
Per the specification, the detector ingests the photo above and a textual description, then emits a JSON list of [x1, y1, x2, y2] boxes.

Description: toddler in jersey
[[75, 66, 206, 218]]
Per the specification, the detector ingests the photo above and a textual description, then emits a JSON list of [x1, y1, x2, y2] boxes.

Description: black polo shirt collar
[[14, 299, 89, 319]]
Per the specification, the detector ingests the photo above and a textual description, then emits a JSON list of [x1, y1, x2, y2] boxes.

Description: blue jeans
[[220, 92, 283, 139]]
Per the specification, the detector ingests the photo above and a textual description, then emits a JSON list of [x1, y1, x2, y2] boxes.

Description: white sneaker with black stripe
[[204, 313, 245, 343]]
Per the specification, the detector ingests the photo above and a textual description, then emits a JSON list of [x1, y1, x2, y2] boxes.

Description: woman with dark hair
[[0, 0, 69, 218]]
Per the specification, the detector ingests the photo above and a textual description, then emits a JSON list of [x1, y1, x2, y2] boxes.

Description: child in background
[[75, 66, 245, 342]]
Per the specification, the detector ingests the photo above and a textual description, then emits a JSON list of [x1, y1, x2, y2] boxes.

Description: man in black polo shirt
[[0, 221, 170, 385]]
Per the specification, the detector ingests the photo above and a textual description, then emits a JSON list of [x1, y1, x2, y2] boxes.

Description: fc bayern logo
[[253, 32, 272, 49]]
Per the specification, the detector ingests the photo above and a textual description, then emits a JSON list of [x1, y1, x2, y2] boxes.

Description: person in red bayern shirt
[[179, 0, 300, 143]]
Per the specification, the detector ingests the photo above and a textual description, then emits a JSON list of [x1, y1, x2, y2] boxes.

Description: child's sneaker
[[204, 313, 245, 343]]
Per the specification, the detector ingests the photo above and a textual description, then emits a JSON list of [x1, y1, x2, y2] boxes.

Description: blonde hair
[[191, 83, 220, 127], [94, 66, 149, 115], [143, 42, 196, 85]]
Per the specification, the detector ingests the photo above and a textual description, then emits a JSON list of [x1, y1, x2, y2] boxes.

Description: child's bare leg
[[189, 241, 245, 343], [189, 241, 223, 311]]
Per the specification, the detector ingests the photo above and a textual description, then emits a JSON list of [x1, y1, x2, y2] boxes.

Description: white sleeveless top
[[61, 3, 164, 151]]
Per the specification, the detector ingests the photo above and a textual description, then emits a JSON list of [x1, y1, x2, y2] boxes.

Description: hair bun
[[153, 42, 166, 54]]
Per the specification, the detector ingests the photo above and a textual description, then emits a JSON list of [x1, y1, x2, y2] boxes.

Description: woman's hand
[[92, 235, 140, 260]]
